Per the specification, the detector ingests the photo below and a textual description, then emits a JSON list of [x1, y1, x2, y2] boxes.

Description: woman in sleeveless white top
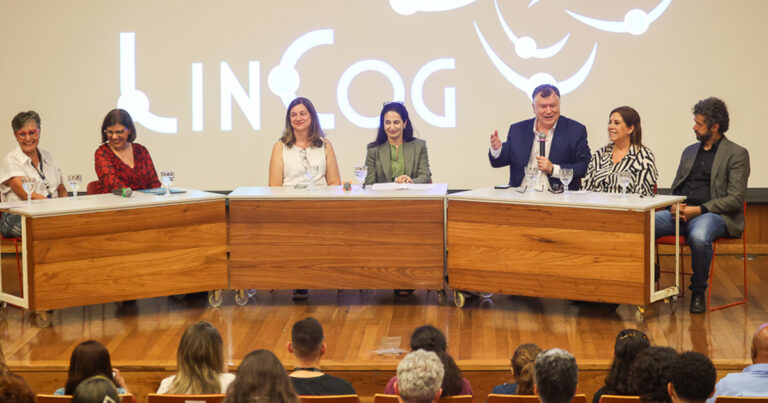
[[269, 97, 340, 188]]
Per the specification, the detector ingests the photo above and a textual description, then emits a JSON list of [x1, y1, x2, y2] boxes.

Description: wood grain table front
[[228, 185, 447, 290], [446, 188, 685, 306], [1, 190, 227, 311]]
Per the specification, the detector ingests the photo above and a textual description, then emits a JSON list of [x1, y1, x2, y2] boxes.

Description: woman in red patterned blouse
[[93, 109, 161, 194]]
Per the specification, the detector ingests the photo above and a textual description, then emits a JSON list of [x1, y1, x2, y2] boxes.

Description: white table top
[[228, 184, 449, 200], [0, 189, 226, 217], [447, 187, 685, 212]]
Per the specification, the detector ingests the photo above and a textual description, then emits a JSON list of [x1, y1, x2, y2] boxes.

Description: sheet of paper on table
[[371, 183, 434, 190]]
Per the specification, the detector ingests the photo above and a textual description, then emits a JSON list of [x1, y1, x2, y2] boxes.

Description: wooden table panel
[[229, 198, 445, 290]]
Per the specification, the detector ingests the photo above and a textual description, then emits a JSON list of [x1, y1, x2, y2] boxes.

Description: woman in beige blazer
[[364, 102, 431, 185]]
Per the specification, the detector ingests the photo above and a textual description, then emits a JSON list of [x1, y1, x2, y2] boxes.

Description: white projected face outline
[[493, 0, 569, 59], [565, 0, 672, 36], [389, 0, 477, 15], [117, 32, 178, 134], [473, 21, 598, 98], [268, 29, 336, 129]]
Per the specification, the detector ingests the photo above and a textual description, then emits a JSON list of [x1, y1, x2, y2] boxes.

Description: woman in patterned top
[[93, 109, 161, 194], [582, 106, 658, 196]]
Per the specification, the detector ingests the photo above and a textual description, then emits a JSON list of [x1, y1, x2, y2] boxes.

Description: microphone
[[538, 132, 547, 157], [112, 188, 133, 197]]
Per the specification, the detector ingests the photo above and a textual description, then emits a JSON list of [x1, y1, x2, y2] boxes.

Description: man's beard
[[696, 127, 712, 142]]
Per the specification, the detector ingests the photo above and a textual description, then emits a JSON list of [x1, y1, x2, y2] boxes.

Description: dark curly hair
[[410, 325, 447, 352], [693, 97, 729, 134], [669, 352, 716, 401], [630, 346, 677, 403], [604, 329, 651, 395]]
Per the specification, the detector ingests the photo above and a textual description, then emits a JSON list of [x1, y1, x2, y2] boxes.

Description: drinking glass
[[305, 165, 320, 191], [560, 168, 573, 194], [68, 174, 82, 200], [354, 165, 368, 190], [617, 171, 632, 196], [21, 177, 35, 205], [524, 166, 539, 192], [160, 170, 175, 196]]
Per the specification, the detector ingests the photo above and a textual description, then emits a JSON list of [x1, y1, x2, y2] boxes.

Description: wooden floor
[[1, 253, 765, 402]]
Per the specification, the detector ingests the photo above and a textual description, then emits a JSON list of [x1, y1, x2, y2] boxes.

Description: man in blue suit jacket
[[489, 84, 590, 190]]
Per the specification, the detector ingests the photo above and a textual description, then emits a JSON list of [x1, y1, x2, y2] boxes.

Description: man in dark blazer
[[655, 97, 750, 314], [489, 84, 591, 190]]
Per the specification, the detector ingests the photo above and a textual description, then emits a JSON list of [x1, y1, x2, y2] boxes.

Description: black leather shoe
[[690, 292, 706, 314]]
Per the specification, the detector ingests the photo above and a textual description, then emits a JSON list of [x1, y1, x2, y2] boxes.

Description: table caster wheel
[[246, 288, 257, 298], [234, 289, 249, 306], [437, 290, 447, 305], [634, 306, 645, 322], [208, 290, 223, 308], [666, 295, 678, 314], [479, 292, 494, 299], [35, 310, 52, 328], [453, 290, 466, 308]]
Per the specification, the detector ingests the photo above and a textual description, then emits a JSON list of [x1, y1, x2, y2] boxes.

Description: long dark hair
[[410, 325, 447, 352], [368, 102, 415, 147], [436, 350, 464, 397], [280, 97, 324, 148], [101, 109, 137, 143], [605, 329, 651, 395], [64, 341, 116, 395], [225, 349, 298, 403]]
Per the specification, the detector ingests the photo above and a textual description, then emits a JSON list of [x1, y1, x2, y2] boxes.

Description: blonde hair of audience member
[[169, 321, 226, 394], [72, 376, 119, 403], [395, 350, 444, 403], [511, 343, 542, 395], [225, 349, 298, 403]]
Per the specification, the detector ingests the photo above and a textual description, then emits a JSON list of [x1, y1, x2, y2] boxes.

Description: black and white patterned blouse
[[582, 143, 658, 196]]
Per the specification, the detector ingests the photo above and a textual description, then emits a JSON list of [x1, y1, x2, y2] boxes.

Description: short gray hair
[[396, 350, 444, 403], [534, 348, 578, 403]]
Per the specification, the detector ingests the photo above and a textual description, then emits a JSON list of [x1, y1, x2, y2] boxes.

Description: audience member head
[[751, 322, 768, 364], [609, 106, 643, 146], [289, 317, 325, 362], [511, 343, 542, 395], [0, 373, 35, 403], [64, 340, 117, 395], [396, 350, 444, 403], [281, 97, 324, 148], [534, 348, 578, 403], [225, 349, 298, 403], [692, 97, 729, 135], [100, 109, 137, 144], [630, 346, 677, 403], [73, 375, 119, 403], [371, 102, 414, 146], [667, 352, 715, 403], [170, 321, 226, 394], [434, 350, 464, 397], [605, 329, 651, 395], [410, 325, 447, 352]]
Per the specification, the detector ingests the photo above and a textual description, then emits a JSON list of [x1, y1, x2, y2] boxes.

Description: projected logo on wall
[[116, 0, 670, 134], [390, 0, 671, 97]]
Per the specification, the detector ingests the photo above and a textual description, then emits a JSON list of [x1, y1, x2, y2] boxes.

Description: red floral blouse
[[93, 143, 161, 194]]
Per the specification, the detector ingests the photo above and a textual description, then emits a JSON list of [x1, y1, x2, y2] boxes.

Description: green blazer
[[364, 138, 432, 185]]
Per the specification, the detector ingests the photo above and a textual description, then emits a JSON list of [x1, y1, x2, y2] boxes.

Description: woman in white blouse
[[0, 111, 67, 237], [268, 97, 341, 187], [582, 106, 658, 196]]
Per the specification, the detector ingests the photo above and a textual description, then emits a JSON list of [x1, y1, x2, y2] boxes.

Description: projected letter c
[[268, 29, 336, 129]]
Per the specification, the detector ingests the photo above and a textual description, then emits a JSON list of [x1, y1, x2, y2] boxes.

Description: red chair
[[0, 214, 23, 298], [656, 202, 748, 311], [86, 180, 99, 195]]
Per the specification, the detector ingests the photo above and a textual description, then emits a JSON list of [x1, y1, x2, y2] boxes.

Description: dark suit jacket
[[671, 136, 750, 237], [364, 138, 432, 184], [488, 116, 591, 189]]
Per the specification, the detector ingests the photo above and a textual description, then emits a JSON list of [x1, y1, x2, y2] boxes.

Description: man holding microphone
[[489, 84, 590, 190]]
